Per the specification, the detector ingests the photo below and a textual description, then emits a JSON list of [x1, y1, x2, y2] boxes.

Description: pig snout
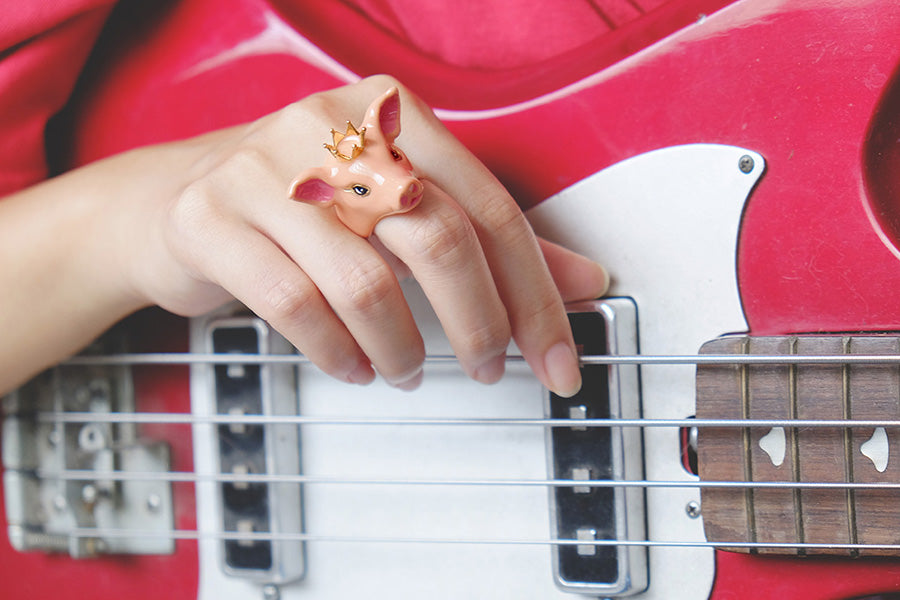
[[399, 179, 424, 209]]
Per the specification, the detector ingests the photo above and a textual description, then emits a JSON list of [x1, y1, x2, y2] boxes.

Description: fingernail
[[391, 367, 424, 392], [579, 261, 610, 300], [595, 264, 611, 297], [472, 353, 506, 385], [544, 342, 582, 398], [346, 362, 376, 385]]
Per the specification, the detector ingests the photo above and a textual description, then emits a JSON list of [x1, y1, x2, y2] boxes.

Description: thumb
[[538, 238, 609, 302]]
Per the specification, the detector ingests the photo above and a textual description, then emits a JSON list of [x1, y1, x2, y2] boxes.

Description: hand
[[115, 76, 609, 395], [3, 76, 606, 395]]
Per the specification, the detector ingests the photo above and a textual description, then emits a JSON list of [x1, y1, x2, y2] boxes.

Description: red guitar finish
[[5, 0, 900, 598]]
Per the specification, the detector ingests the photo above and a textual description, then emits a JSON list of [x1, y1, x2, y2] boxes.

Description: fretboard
[[696, 335, 900, 556]]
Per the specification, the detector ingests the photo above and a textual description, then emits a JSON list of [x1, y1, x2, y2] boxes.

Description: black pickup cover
[[213, 326, 273, 571], [549, 312, 618, 584]]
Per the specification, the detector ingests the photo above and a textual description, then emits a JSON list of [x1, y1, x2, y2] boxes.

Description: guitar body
[[4, 0, 900, 598]]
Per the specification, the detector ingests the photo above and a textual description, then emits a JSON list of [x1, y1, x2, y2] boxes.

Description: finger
[[187, 216, 376, 385], [346, 85, 585, 395], [398, 134, 581, 394], [264, 202, 427, 390], [259, 76, 582, 394], [538, 238, 609, 302], [375, 183, 512, 385], [467, 196, 582, 397], [314, 78, 584, 395], [238, 88, 428, 390]]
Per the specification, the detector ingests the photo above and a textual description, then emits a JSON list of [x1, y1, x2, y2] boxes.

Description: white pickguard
[[191, 144, 764, 600], [530, 144, 763, 600]]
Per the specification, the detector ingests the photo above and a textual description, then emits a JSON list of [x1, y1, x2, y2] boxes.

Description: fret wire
[[17, 525, 900, 550], [29, 411, 900, 428], [32, 468, 900, 490], [787, 339, 804, 549], [841, 337, 859, 549], [60, 352, 900, 367]]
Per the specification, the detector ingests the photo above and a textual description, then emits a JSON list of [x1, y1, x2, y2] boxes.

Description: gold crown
[[324, 121, 366, 161]]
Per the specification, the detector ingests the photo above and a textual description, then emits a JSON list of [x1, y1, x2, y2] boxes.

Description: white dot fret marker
[[759, 427, 786, 467], [861, 427, 889, 473]]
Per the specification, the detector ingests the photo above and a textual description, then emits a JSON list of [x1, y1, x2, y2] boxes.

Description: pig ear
[[364, 87, 401, 141], [289, 168, 336, 207]]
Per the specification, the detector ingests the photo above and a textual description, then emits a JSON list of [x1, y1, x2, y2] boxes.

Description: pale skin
[[0, 76, 608, 397]]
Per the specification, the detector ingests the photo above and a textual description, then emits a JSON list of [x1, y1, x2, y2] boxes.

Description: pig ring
[[288, 87, 424, 237]]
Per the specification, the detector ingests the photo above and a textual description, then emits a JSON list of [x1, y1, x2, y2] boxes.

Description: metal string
[[10, 525, 900, 551], [60, 352, 900, 366], [28, 468, 900, 490], [12, 350, 900, 551], [30, 411, 900, 428]]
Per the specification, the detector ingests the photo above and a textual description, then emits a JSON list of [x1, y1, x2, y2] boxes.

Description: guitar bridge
[[1, 338, 174, 557], [548, 298, 647, 595]]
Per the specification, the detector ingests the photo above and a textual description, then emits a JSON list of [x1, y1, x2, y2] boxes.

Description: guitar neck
[[697, 334, 900, 556]]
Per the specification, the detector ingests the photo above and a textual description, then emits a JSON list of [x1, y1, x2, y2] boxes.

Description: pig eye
[[350, 184, 370, 197], [390, 146, 403, 161]]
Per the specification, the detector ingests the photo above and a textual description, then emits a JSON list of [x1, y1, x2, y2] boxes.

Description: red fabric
[[0, 0, 730, 194], [341, 0, 612, 70], [269, 0, 729, 109], [0, 0, 114, 195], [341, 0, 673, 70]]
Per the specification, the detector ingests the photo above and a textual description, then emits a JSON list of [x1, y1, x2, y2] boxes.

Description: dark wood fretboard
[[696, 335, 900, 556]]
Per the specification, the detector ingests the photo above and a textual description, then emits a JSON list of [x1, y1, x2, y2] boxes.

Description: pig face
[[289, 88, 424, 237]]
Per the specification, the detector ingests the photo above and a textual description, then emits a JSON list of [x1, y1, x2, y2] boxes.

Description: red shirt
[[0, 0, 725, 197], [0, 0, 115, 194]]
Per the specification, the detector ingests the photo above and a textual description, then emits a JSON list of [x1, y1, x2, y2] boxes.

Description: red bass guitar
[[3, 0, 900, 598]]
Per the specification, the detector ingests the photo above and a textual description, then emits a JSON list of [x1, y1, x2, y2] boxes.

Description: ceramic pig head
[[289, 87, 424, 237]]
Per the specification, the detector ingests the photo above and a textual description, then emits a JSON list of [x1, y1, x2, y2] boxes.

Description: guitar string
[[12, 525, 900, 551], [30, 411, 900, 428], [12, 351, 900, 549], [28, 468, 900, 490], [21, 412, 900, 489], [59, 351, 900, 366]]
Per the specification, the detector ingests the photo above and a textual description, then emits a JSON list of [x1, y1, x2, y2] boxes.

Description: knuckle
[[335, 259, 398, 317], [464, 319, 512, 358], [478, 190, 531, 239], [168, 147, 272, 239], [513, 289, 564, 331], [283, 87, 385, 132], [260, 277, 318, 324], [168, 182, 220, 239], [282, 93, 333, 126], [408, 208, 475, 266], [221, 145, 273, 176]]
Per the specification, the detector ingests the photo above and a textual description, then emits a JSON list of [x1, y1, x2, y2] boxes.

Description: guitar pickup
[[199, 316, 305, 583], [2, 341, 174, 558], [547, 298, 647, 595]]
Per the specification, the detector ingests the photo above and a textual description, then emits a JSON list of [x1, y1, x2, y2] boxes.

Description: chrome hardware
[[193, 312, 305, 584], [547, 298, 647, 596], [2, 341, 174, 558]]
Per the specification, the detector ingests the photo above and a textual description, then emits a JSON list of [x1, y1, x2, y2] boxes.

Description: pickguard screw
[[262, 584, 281, 600], [738, 155, 755, 173], [47, 428, 61, 447], [146, 493, 162, 513], [82, 484, 98, 505], [686, 500, 702, 519]]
